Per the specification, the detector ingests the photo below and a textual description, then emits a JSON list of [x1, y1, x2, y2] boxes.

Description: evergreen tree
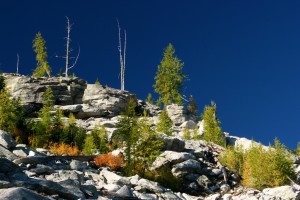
[[146, 93, 154, 104], [32, 32, 51, 77], [187, 95, 198, 116], [135, 117, 164, 176], [156, 110, 173, 136], [114, 98, 139, 175], [201, 101, 225, 146], [0, 89, 24, 135], [153, 43, 186, 107], [31, 87, 54, 147], [183, 127, 191, 140]]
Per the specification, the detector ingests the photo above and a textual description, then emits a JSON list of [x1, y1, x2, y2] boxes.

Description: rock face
[[4, 75, 87, 115], [166, 104, 189, 126], [81, 84, 137, 118]]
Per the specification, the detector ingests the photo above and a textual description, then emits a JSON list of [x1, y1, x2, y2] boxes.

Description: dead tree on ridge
[[16, 53, 19, 74], [56, 16, 80, 78], [117, 19, 126, 91]]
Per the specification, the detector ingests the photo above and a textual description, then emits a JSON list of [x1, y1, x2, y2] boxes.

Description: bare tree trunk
[[65, 16, 71, 78], [117, 19, 126, 91], [16, 53, 19, 74]]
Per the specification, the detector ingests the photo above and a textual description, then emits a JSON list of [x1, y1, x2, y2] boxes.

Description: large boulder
[[166, 104, 189, 126], [0, 187, 51, 200], [4, 75, 87, 115], [171, 159, 202, 178], [263, 186, 300, 200], [0, 130, 16, 150], [226, 134, 268, 151], [82, 84, 137, 117], [162, 136, 185, 152], [151, 151, 195, 170]]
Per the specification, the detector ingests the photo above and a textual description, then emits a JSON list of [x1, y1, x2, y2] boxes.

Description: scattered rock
[[0, 187, 51, 200], [263, 186, 300, 200], [0, 130, 16, 150]]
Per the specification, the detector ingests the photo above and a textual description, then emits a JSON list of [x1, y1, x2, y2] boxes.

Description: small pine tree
[[192, 126, 201, 140], [153, 43, 187, 107], [95, 78, 101, 85], [201, 101, 225, 146], [156, 110, 173, 136], [187, 95, 198, 116], [146, 93, 154, 104], [114, 98, 139, 175], [135, 117, 164, 176], [32, 32, 51, 77], [183, 127, 191, 140]]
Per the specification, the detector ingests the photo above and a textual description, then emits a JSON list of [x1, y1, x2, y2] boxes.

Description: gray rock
[[0, 145, 18, 161], [197, 175, 213, 189], [137, 178, 166, 193], [116, 185, 134, 198], [0, 130, 16, 150], [80, 184, 98, 199], [82, 84, 137, 117], [133, 191, 158, 200], [0, 187, 51, 200], [4, 75, 87, 115], [100, 168, 130, 185], [30, 164, 54, 175], [180, 120, 197, 130], [46, 170, 84, 184], [263, 186, 300, 200], [225, 135, 268, 151], [137, 100, 161, 116], [163, 136, 185, 152], [220, 184, 231, 193], [171, 159, 202, 178], [185, 140, 209, 159], [102, 184, 122, 192], [160, 192, 181, 200], [152, 151, 195, 170], [0, 158, 21, 173], [70, 159, 87, 171], [205, 193, 221, 200], [58, 179, 85, 200], [166, 104, 188, 126], [12, 149, 28, 157]]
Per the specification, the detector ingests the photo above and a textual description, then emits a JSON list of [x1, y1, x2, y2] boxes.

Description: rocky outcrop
[[166, 104, 189, 126], [81, 84, 137, 118], [4, 75, 87, 115]]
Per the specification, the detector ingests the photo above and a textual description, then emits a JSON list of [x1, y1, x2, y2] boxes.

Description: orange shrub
[[94, 153, 124, 170], [49, 143, 80, 156]]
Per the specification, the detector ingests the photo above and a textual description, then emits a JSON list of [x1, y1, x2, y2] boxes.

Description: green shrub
[[156, 110, 173, 136], [183, 127, 191, 140], [221, 139, 296, 190], [201, 101, 225, 146]]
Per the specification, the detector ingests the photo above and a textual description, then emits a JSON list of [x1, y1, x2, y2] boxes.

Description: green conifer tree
[[114, 98, 139, 175], [32, 32, 51, 77], [156, 110, 173, 136], [201, 101, 225, 146], [153, 43, 187, 107], [146, 93, 154, 104]]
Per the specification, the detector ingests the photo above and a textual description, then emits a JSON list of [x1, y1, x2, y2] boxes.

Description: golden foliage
[[49, 143, 80, 156], [94, 153, 124, 170]]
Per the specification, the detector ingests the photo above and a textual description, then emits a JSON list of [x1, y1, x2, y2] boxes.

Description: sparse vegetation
[[220, 139, 296, 190], [156, 109, 173, 136], [201, 101, 225, 146]]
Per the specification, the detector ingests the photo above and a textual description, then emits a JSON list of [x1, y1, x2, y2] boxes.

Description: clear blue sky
[[1, 1, 300, 149]]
